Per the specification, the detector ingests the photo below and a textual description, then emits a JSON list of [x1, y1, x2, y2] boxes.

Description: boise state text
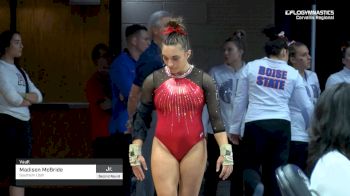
[[256, 66, 287, 90]]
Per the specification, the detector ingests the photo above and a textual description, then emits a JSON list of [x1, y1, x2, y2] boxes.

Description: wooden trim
[[108, 0, 121, 55], [9, 0, 17, 31]]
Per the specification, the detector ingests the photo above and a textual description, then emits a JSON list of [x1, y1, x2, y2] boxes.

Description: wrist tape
[[220, 144, 234, 166], [129, 144, 141, 166]]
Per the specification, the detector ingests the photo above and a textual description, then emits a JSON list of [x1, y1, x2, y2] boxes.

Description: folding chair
[[275, 164, 313, 196]]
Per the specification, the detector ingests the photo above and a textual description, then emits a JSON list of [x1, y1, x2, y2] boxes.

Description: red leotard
[[132, 66, 225, 161], [154, 78, 205, 161]]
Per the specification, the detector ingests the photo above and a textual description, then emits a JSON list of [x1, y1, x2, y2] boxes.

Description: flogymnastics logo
[[285, 10, 334, 20]]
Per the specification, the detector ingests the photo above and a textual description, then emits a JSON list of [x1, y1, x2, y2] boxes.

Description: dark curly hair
[[262, 25, 288, 57], [91, 43, 112, 64], [0, 30, 20, 57]]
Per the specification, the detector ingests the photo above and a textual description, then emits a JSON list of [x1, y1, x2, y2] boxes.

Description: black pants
[[242, 119, 290, 196], [91, 133, 132, 196], [204, 134, 243, 196], [288, 141, 308, 173], [0, 113, 32, 186]]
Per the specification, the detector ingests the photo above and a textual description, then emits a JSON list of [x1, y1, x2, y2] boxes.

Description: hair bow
[[288, 40, 296, 46], [162, 26, 187, 35], [278, 31, 285, 38]]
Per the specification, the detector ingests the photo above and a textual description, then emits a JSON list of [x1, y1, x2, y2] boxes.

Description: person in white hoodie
[[309, 83, 350, 196], [203, 30, 246, 196], [230, 26, 314, 196], [0, 30, 43, 196], [325, 41, 350, 89], [287, 41, 320, 172]]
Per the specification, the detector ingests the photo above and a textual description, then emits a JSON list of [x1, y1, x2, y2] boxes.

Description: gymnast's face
[[223, 41, 242, 66], [5, 33, 23, 58], [162, 43, 191, 75], [290, 45, 311, 71]]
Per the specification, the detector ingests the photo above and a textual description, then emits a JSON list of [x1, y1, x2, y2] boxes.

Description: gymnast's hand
[[216, 144, 234, 180], [129, 144, 148, 181]]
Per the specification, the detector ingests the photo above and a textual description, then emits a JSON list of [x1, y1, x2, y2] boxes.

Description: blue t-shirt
[[109, 49, 136, 134], [133, 41, 163, 87]]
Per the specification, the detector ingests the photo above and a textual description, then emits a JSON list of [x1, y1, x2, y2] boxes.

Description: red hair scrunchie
[[162, 26, 187, 35]]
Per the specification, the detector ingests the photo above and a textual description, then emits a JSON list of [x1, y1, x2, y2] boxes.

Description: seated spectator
[[308, 83, 350, 195]]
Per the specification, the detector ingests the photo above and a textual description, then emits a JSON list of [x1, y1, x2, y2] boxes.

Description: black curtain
[[275, 0, 346, 90]]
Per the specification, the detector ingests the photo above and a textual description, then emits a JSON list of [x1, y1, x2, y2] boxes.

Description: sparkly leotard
[[133, 66, 224, 161]]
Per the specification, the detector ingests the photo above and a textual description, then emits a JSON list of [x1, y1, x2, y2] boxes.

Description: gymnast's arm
[[203, 72, 233, 180], [131, 73, 155, 146]]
